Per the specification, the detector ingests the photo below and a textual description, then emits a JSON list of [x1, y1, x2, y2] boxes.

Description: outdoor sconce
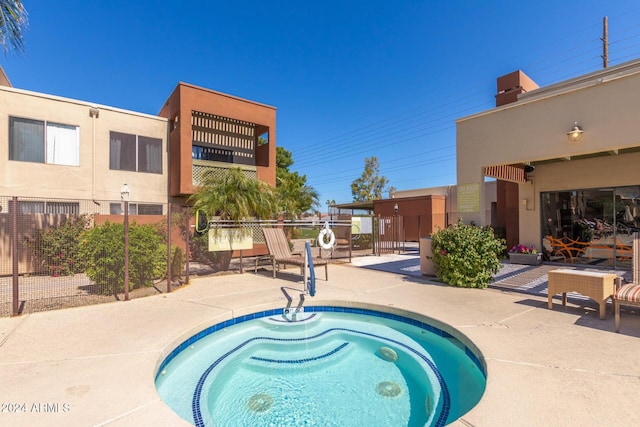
[[394, 203, 399, 216], [120, 183, 130, 202], [567, 122, 584, 141]]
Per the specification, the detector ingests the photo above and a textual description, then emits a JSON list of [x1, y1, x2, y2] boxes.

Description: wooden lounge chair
[[614, 232, 640, 332], [262, 228, 328, 280]]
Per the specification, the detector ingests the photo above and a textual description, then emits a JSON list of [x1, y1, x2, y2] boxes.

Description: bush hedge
[[78, 221, 166, 294], [430, 219, 505, 289], [26, 215, 91, 277]]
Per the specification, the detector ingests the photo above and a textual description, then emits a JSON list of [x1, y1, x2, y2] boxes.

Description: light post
[[394, 203, 399, 254], [121, 184, 130, 301]]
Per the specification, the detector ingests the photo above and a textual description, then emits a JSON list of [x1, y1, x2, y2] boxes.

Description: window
[[137, 204, 163, 215], [9, 200, 79, 214], [9, 117, 79, 166], [540, 186, 640, 268], [109, 203, 163, 215], [45, 202, 80, 214], [110, 131, 162, 174]]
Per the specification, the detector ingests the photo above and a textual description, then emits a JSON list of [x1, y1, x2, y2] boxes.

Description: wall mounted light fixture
[[567, 122, 584, 141]]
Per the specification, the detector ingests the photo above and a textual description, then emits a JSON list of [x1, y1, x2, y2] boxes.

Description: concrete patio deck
[[1, 255, 639, 426]]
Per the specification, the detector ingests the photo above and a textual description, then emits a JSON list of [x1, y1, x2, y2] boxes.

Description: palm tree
[[188, 168, 277, 270], [190, 167, 277, 222], [0, 0, 28, 55], [277, 174, 319, 220]]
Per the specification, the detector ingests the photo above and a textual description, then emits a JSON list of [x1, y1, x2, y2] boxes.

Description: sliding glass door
[[541, 186, 639, 268]]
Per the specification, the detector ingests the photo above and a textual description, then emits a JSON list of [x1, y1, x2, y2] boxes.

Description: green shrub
[[78, 221, 166, 294], [430, 219, 505, 289], [25, 215, 91, 277], [170, 246, 184, 279]]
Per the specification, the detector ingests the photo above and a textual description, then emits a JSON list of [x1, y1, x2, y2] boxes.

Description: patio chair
[[262, 228, 328, 280], [543, 235, 587, 263], [614, 232, 640, 332]]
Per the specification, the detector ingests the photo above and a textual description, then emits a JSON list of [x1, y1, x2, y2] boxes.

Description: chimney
[[495, 70, 538, 107]]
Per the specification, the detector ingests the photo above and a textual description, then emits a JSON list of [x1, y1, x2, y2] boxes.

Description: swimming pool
[[155, 306, 486, 427]]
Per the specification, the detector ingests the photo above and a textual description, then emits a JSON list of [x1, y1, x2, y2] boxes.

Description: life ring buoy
[[317, 227, 335, 250]]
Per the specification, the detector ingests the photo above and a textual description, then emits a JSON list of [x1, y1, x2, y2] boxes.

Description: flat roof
[[457, 57, 640, 123], [334, 200, 374, 211]]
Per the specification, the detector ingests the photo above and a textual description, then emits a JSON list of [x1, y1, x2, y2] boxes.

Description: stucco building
[[0, 68, 278, 273], [158, 82, 277, 202], [0, 71, 277, 211], [456, 59, 640, 267], [1, 80, 168, 214]]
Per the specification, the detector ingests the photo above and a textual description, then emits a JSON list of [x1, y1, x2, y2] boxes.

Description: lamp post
[[121, 184, 130, 301], [394, 203, 399, 254]]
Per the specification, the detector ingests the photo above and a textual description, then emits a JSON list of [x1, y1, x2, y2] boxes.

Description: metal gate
[[376, 215, 404, 255]]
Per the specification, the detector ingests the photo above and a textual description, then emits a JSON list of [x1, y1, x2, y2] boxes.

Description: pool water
[[155, 307, 486, 427]]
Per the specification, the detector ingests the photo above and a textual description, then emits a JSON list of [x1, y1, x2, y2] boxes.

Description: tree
[[351, 156, 389, 202], [276, 146, 319, 216], [0, 0, 28, 56], [277, 173, 319, 219], [276, 146, 294, 180], [326, 199, 336, 213], [188, 168, 277, 270], [189, 167, 277, 222]]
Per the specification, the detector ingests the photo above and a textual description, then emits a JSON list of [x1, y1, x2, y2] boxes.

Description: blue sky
[[4, 1, 640, 208]]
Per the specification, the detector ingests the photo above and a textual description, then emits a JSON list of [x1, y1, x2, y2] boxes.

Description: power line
[[285, 13, 640, 199]]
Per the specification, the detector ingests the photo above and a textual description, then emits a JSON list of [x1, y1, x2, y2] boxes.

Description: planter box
[[508, 252, 542, 265]]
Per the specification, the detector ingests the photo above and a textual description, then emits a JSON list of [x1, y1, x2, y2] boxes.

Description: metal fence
[[1, 195, 410, 317], [0, 198, 348, 317], [0, 196, 191, 317]]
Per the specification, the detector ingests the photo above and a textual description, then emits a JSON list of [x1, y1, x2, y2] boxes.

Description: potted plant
[[508, 244, 542, 265]]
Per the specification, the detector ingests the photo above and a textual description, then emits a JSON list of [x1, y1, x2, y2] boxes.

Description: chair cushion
[[615, 283, 640, 303]]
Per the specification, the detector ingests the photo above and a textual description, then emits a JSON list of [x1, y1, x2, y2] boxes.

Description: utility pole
[[601, 16, 609, 68]]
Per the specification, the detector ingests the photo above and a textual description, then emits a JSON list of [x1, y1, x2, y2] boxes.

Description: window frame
[[9, 200, 80, 214], [109, 203, 163, 215], [109, 131, 163, 174], [9, 116, 80, 166]]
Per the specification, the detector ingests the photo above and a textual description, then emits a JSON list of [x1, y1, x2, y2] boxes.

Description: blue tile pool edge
[[155, 305, 487, 380]]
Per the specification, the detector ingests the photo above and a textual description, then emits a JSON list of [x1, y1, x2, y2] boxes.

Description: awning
[[334, 200, 374, 211], [484, 164, 527, 183]]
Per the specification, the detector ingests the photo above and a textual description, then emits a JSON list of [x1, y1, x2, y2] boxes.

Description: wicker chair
[[262, 228, 328, 280], [614, 232, 640, 332]]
